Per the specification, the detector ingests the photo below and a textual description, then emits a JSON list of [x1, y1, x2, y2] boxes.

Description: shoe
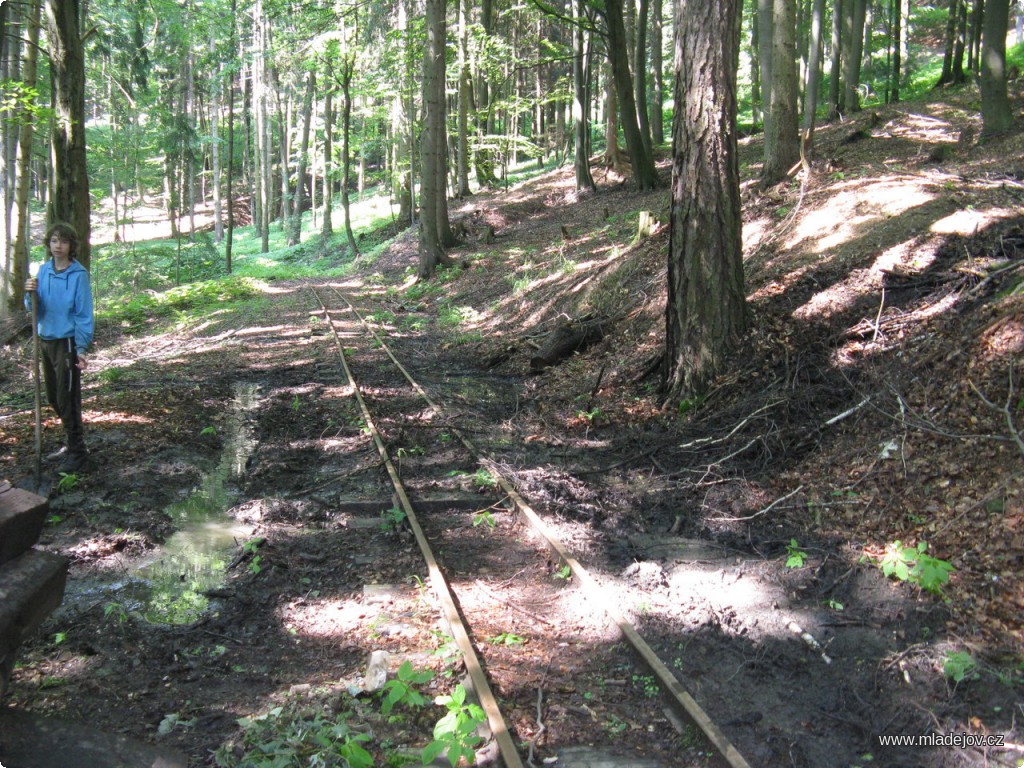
[[46, 445, 68, 463], [57, 453, 94, 474]]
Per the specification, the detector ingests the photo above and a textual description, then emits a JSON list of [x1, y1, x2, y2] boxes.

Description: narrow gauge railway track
[[309, 285, 751, 768]]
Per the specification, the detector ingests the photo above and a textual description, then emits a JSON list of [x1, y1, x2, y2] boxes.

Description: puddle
[[65, 382, 260, 624]]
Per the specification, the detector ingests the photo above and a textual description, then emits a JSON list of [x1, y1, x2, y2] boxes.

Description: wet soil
[[1, 90, 1023, 768]]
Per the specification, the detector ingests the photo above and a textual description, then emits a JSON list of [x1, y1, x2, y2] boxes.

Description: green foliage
[[943, 651, 978, 683], [472, 510, 496, 529], [554, 564, 572, 581], [785, 539, 808, 569], [380, 506, 407, 532], [489, 632, 525, 647], [379, 661, 434, 715], [423, 685, 486, 768], [213, 706, 373, 768], [877, 540, 955, 595], [200, 426, 217, 437], [56, 473, 80, 493]]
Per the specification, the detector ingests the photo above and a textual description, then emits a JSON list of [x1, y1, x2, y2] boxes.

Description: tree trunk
[[418, 0, 454, 278], [650, 0, 664, 146], [841, 0, 868, 112], [457, 0, 472, 196], [211, 36, 224, 243], [633, 0, 654, 159], [340, 56, 359, 256], [979, 0, 1014, 134], [10, 0, 41, 313], [474, 0, 498, 187], [828, 0, 843, 117], [801, 0, 826, 155], [762, 0, 800, 187], [321, 86, 335, 238], [45, 0, 91, 268], [604, 0, 659, 189], [665, 0, 747, 400], [289, 70, 315, 246], [758, 0, 774, 123], [938, 0, 960, 85], [572, 0, 597, 192]]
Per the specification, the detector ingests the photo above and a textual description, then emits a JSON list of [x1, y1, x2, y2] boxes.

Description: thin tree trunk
[[633, 0, 654, 159], [650, 0, 664, 145], [211, 36, 224, 243], [340, 56, 359, 256], [572, 0, 597, 192], [289, 70, 315, 246], [828, 0, 843, 116], [10, 0, 41, 313], [321, 86, 335, 238], [457, 0, 472, 195], [802, 0, 826, 156]]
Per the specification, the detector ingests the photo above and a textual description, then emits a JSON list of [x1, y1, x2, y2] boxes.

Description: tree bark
[[10, 0, 41, 313], [828, 0, 843, 117], [650, 0, 664, 146], [572, 0, 597, 192], [340, 55, 359, 256], [45, 0, 91, 268], [418, 0, 454, 278], [762, 0, 800, 187], [289, 70, 316, 246], [979, 0, 1014, 134], [801, 0, 826, 155], [664, 0, 747, 400], [604, 0, 659, 189]]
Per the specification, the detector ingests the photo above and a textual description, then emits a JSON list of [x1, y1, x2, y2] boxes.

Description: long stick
[[31, 291, 42, 490]]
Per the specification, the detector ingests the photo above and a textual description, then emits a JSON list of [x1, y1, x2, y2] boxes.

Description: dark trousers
[[40, 337, 86, 456]]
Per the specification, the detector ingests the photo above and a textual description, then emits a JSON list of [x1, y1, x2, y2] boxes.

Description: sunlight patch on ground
[[86, 412, 153, 425], [282, 597, 369, 637], [788, 178, 935, 252], [929, 207, 1020, 235]]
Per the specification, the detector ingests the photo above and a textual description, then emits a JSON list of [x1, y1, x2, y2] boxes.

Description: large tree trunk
[[979, 0, 1014, 134], [604, 0, 659, 189], [45, 0, 91, 268], [762, 0, 800, 187], [664, 0, 747, 400], [633, 0, 654, 159]]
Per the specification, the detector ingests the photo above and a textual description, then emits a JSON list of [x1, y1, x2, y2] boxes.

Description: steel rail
[[311, 287, 525, 768], [327, 286, 753, 768]]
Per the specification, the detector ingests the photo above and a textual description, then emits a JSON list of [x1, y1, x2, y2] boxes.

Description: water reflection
[[137, 381, 259, 623]]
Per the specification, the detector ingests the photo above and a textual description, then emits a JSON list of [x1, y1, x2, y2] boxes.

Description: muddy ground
[[1, 90, 1023, 768]]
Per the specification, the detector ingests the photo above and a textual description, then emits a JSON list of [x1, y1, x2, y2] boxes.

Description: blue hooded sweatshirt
[[25, 259, 94, 355]]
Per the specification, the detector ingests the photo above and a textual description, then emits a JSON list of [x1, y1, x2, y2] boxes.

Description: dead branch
[[968, 365, 1024, 459], [709, 484, 804, 522]]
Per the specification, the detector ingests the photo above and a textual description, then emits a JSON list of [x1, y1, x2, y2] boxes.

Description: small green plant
[[554, 564, 572, 580], [200, 426, 217, 437], [489, 632, 525, 647], [379, 661, 434, 715], [471, 469, 497, 490], [472, 510, 496, 529], [604, 715, 627, 735], [785, 539, 808, 568], [98, 366, 128, 385], [825, 599, 845, 611], [53, 631, 67, 646], [380, 506, 407, 532], [56, 472, 80, 493], [576, 407, 604, 423], [943, 651, 979, 683], [878, 540, 955, 595], [290, 394, 301, 411], [423, 684, 487, 767], [103, 602, 128, 623], [213, 706, 373, 768], [632, 674, 659, 698]]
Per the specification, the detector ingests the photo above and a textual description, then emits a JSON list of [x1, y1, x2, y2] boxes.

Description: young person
[[24, 222, 94, 474]]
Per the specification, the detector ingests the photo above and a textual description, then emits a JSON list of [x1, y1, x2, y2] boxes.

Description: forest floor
[[2, 88, 1024, 768]]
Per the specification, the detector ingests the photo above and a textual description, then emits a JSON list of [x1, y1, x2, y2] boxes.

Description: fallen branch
[[709, 485, 804, 522], [968, 365, 1024, 460]]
